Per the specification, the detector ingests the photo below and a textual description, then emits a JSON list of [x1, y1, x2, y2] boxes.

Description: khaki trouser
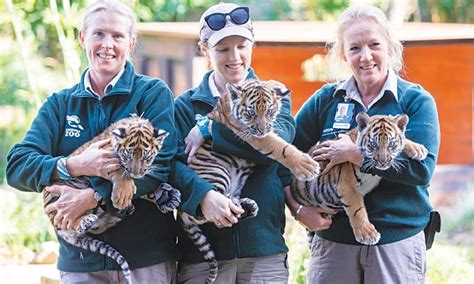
[[178, 253, 289, 284], [59, 261, 176, 284], [307, 231, 426, 284]]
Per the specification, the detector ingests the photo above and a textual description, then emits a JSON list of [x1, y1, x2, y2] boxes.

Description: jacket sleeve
[[6, 95, 63, 193], [132, 81, 178, 197], [212, 96, 296, 165], [168, 93, 214, 216], [278, 89, 324, 186], [361, 86, 440, 187]]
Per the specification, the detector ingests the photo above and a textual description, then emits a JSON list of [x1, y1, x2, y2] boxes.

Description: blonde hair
[[81, 0, 137, 37], [328, 4, 403, 76]]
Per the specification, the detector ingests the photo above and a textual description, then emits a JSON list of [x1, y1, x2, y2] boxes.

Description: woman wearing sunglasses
[[171, 3, 291, 283]]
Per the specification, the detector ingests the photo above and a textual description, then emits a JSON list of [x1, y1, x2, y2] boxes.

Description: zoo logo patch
[[65, 115, 84, 138]]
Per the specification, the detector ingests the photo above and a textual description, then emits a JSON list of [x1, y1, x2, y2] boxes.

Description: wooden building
[[136, 21, 474, 165]]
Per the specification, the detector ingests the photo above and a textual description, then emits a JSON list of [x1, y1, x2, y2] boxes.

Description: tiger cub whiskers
[[180, 79, 313, 284], [208, 79, 321, 181], [291, 112, 428, 246], [44, 115, 181, 284]]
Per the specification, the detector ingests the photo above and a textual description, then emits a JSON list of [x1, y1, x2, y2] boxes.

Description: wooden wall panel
[[403, 43, 474, 165], [251, 43, 474, 165]]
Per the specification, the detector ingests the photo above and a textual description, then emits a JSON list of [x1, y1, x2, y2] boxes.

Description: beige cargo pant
[[59, 261, 176, 284], [177, 253, 288, 284], [307, 231, 426, 284]]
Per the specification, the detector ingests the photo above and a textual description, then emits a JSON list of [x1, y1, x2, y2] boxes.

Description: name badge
[[333, 103, 354, 129]]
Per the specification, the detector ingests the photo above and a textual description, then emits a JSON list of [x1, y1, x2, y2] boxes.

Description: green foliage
[[421, 0, 474, 23], [300, 0, 350, 21], [285, 217, 474, 284], [0, 187, 56, 256]]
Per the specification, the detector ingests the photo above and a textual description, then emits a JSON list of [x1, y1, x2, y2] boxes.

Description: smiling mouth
[[98, 54, 115, 60], [360, 64, 376, 70], [227, 64, 243, 70]]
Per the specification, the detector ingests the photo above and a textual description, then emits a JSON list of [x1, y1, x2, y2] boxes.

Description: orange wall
[[251, 43, 474, 165]]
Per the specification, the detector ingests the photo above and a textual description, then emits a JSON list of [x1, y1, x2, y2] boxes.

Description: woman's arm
[[6, 95, 63, 192], [171, 93, 243, 224]]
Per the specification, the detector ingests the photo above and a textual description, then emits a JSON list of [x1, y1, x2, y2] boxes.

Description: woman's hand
[[311, 134, 363, 175], [67, 139, 121, 180], [284, 185, 336, 231], [200, 190, 244, 228], [184, 125, 205, 163], [44, 185, 97, 230], [296, 206, 337, 231]]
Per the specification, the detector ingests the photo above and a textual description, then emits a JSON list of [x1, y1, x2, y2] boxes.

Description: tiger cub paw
[[112, 179, 136, 210], [406, 142, 428, 161], [149, 183, 182, 214], [239, 198, 259, 219], [290, 151, 320, 181], [353, 222, 381, 246]]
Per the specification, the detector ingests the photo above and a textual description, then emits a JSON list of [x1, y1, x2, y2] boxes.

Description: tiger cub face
[[226, 79, 290, 138], [111, 116, 169, 179], [356, 112, 408, 170]]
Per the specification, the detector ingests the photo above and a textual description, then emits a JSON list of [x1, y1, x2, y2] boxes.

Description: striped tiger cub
[[179, 79, 317, 284], [291, 112, 428, 245], [44, 115, 180, 284], [208, 80, 320, 181]]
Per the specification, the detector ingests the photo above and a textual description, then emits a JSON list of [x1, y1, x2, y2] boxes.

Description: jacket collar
[[333, 70, 399, 109], [190, 68, 258, 107], [72, 61, 135, 98]]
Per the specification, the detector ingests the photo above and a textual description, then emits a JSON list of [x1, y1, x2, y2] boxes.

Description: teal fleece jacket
[[280, 77, 440, 245], [170, 69, 294, 262], [6, 61, 179, 271]]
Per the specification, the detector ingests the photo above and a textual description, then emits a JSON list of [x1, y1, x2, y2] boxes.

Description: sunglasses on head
[[204, 7, 250, 31]]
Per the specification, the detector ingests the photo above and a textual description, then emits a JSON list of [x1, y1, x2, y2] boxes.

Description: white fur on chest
[[356, 172, 382, 196]]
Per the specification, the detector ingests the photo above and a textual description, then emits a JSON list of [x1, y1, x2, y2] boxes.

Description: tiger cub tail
[[58, 231, 132, 284], [179, 213, 218, 284]]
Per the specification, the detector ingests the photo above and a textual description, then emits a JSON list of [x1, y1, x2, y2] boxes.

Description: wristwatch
[[94, 191, 103, 206]]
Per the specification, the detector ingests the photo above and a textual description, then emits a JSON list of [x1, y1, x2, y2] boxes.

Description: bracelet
[[56, 157, 73, 181], [196, 115, 211, 139], [294, 204, 304, 220]]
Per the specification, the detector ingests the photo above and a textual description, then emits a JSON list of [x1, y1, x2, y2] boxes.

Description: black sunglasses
[[204, 7, 250, 31]]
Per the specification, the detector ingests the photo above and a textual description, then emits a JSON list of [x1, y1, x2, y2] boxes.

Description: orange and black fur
[[179, 79, 319, 284], [44, 115, 180, 284], [291, 112, 428, 245]]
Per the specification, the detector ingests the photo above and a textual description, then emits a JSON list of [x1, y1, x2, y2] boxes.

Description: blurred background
[[0, 0, 473, 283]]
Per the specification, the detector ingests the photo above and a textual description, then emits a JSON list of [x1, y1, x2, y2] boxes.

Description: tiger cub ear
[[226, 83, 241, 101], [267, 80, 291, 98], [356, 112, 370, 131], [153, 129, 169, 142], [393, 114, 409, 133], [112, 127, 126, 138]]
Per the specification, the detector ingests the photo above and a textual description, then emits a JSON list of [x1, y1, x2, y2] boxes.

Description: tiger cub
[[44, 115, 180, 284], [179, 79, 319, 284], [208, 80, 320, 181], [291, 112, 428, 245]]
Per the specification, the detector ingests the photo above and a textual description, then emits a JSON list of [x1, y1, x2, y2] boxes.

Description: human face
[[205, 36, 253, 91], [79, 11, 136, 83], [342, 19, 390, 90]]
